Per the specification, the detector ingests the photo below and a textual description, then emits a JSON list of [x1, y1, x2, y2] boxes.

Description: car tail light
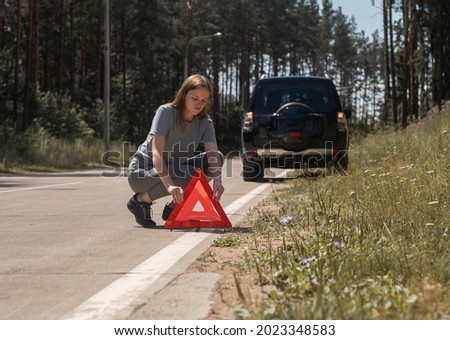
[[337, 112, 347, 128], [289, 131, 300, 137], [243, 112, 254, 132]]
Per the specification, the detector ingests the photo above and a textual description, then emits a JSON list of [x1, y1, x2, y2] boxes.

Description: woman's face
[[184, 87, 210, 118]]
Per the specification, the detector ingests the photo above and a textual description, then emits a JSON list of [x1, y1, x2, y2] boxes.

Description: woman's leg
[[126, 167, 163, 227], [182, 150, 224, 179], [127, 152, 224, 224], [128, 150, 224, 199], [128, 167, 193, 202]]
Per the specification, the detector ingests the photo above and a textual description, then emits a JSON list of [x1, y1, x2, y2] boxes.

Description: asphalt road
[[0, 158, 292, 320]]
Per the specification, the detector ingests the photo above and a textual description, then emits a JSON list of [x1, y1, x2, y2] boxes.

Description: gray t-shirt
[[128, 105, 216, 171]]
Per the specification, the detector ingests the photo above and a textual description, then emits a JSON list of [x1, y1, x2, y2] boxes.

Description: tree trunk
[[402, 0, 409, 128], [436, 0, 443, 109], [57, 0, 64, 92], [0, 0, 5, 49], [80, 30, 86, 91], [32, 0, 39, 85], [388, 0, 398, 125], [23, 0, 36, 131], [212, 42, 220, 122], [95, 1, 102, 99], [241, 28, 250, 108], [120, 0, 127, 104], [383, 0, 391, 124], [69, 1, 75, 96], [14, 0, 22, 124], [409, 3, 419, 120]]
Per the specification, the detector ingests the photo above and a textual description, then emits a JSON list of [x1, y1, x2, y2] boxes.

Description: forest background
[[0, 0, 449, 170]]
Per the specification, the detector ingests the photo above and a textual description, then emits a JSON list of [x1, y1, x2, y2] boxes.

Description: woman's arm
[[204, 141, 225, 201], [152, 135, 184, 204]]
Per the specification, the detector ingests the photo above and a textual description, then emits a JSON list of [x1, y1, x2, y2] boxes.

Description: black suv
[[241, 76, 351, 181]]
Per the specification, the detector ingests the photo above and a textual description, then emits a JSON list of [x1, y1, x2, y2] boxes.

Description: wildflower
[[406, 295, 418, 304], [279, 215, 292, 223], [335, 241, 346, 249], [300, 257, 314, 265]]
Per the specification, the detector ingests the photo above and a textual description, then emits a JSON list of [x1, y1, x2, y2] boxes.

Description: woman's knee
[[203, 151, 223, 178], [127, 170, 160, 194]]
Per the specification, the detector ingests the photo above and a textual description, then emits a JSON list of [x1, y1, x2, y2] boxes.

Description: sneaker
[[127, 194, 157, 227], [162, 202, 175, 221]]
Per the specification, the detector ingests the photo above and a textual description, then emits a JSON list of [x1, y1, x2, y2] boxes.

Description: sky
[[329, 0, 384, 36]]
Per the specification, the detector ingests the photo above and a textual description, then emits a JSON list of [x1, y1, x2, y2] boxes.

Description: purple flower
[[335, 241, 346, 249], [280, 215, 293, 223], [300, 257, 314, 265]]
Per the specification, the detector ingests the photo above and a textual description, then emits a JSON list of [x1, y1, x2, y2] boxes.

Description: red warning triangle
[[164, 168, 232, 229], [176, 181, 222, 221]]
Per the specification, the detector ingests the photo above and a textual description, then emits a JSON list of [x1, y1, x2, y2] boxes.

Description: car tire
[[242, 157, 264, 182], [330, 153, 348, 173]]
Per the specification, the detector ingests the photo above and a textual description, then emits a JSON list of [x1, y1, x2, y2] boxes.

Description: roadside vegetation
[[0, 122, 130, 174], [207, 107, 450, 320]]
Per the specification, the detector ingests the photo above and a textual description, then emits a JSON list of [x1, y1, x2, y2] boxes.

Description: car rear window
[[254, 78, 337, 114]]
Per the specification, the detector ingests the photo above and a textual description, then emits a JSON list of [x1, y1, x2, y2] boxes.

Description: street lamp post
[[184, 32, 222, 79], [103, 0, 110, 153]]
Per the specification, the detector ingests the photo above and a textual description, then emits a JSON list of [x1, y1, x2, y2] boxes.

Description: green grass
[[233, 110, 450, 319], [0, 136, 134, 175]]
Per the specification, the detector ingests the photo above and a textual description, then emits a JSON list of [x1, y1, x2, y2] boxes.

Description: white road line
[[63, 183, 271, 320], [0, 181, 84, 193]]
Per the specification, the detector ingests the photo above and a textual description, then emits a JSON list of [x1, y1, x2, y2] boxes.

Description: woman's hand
[[168, 185, 184, 204], [203, 142, 224, 201], [212, 179, 224, 201]]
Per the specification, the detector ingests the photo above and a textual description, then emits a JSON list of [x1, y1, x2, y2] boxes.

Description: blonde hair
[[169, 74, 212, 121]]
